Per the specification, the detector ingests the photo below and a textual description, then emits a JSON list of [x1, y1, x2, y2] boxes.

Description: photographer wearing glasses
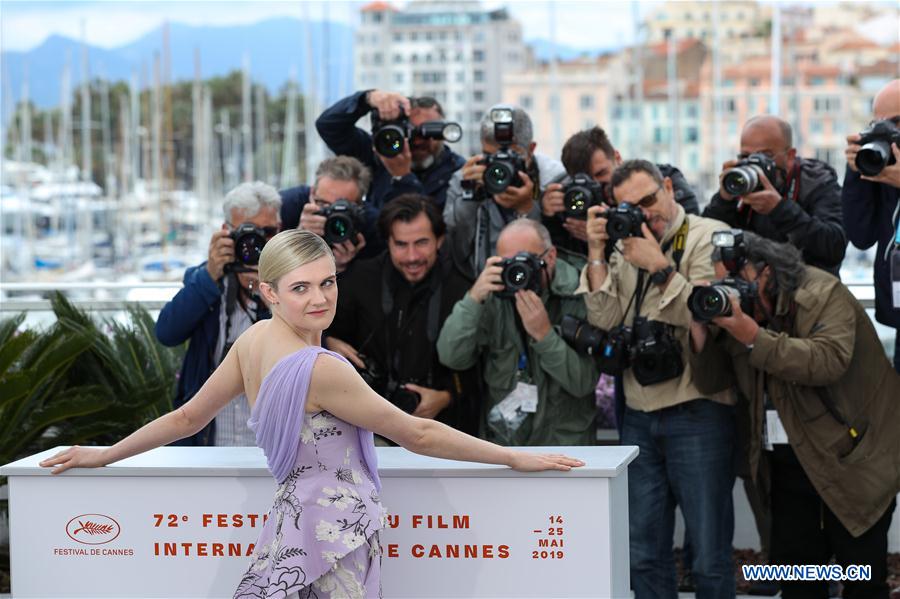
[[323, 194, 480, 435], [442, 104, 568, 280], [842, 78, 900, 374], [542, 126, 700, 256], [688, 231, 900, 599], [580, 159, 736, 599], [704, 115, 846, 276], [436, 219, 598, 446], [156, 182, 280, 446], [280, 156, 374, 272]]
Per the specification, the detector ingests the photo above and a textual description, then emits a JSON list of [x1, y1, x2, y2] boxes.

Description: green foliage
[[0, 293, 184, 468]]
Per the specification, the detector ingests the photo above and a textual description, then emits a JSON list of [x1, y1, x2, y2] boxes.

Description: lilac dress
[[234, 347, 386, 599]]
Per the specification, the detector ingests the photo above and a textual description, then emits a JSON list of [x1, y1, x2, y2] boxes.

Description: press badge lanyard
[[889, 199, 900, 309]]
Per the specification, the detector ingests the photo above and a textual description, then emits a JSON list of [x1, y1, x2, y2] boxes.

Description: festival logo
[[65, 514, 121, 545]]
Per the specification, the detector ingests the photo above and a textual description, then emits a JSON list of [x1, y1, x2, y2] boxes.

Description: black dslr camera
[[560, 315, 632, 376], [688, 229, 759, 321], [496, 251, 544, 298], [371, 109, 462, 158], [630, 317, 684, 386], [357, 356, 421, 414], [722, 152, 778, 196], [226, 223, 275, 272], [561, 173, 609, 219], [480, 106, 528, 195], [604, 203, 645, 244], [855, 119, 900, 176], [316, 199, 365, 246]]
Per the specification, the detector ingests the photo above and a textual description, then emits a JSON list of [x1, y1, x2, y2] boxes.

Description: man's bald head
[[872, 79, 900, 120], [743, 115, 793, 148]]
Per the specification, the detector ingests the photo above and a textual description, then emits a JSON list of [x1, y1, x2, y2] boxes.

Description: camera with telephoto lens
[[560, 315, 631, 376], [561, 173, 609, 219], [688, 229, 758, 322], [480, 107, 528, 196], [630, 317, 684, 386], [371, 109, 462, 158], [722, 152, 778, 196], [496, 251, 544, 298], [855, 119, 900, 176], [316, 199, 365, 246], [357, 356, 421, 414], [604, 202, 646, 244], [226, 223, 275, 272]]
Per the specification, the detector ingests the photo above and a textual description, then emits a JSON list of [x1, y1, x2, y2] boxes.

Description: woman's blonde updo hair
[[258, 229, 333, 290]]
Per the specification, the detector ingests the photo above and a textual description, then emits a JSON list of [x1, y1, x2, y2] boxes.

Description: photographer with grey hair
[[689, 231, 900, 599], [280, 155, 376, 270], [156, 181, 281, 446], [443, 104, 567, 280]]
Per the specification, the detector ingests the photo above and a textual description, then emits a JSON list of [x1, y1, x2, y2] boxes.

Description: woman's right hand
[[40, 446, 110, 475], [508, 451, 585, 472]]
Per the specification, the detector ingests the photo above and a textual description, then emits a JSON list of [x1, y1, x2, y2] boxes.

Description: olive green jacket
[[690, 267, 900, 536], [436, 258, 599, 446]]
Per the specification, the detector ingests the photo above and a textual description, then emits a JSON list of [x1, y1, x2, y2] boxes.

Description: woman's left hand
[[508, 451, 585, 472]]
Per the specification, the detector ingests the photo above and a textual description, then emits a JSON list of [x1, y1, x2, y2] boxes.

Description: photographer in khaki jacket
[[580, 159, 734, 599], [689, 232, 900, 599]]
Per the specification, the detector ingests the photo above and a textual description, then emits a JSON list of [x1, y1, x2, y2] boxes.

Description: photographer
[[704, 115, 846, 275], [315, 90, 465, 214], [842, 78, 900, 373], [155, 182, 279, 446], [688, 232, 900, 599], [436, 219, 598, 446], [581, 159, 735, 598], [443, 104, 567, 280], [543, 126, 700, 255], [324, 194, 480, 435], [280, 156, 374, 272]]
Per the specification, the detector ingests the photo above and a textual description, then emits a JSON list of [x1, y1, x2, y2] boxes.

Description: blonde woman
[[41, 229, 583, 598]]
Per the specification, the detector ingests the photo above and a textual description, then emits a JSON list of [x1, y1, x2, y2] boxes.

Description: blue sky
[[0, 0, 656, 52]]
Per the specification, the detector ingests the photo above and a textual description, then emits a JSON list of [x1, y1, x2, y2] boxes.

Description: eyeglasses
[[628, 185, 663, 209]]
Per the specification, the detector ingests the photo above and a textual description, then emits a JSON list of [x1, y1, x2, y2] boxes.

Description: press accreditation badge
[[891, 245, 900, 309], [763, 409, 789, 451]]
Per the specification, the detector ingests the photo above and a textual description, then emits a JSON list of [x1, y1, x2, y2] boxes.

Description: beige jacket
[[578, 205, 733, 411]]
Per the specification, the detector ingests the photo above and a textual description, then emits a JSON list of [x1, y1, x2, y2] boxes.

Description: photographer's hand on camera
[[541, 183, 564, 217], [469, 256, 505, 303], [514, 289, 552, 342], [365, 90, 411, 121], [380, 139, 413, 178], [563, 218, 589, 242], [461, 154, 486, 185], [323, 336, 367, 370], [299, 202, 327, 237], [711, 295, 760, 346], [717, 159, 741, 201], [332, 233, 367, 273], [404, 383, 452, 420], [494, 170, 534, 214], [857, 141, 900, 188], [622, 223, 669, 274], [739, 168, 782, 214], [206, 228, 235, 281]]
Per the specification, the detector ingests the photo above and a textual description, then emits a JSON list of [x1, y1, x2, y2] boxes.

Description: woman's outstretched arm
[[308, 355, 584, 472], [40, 347, 246, 474]]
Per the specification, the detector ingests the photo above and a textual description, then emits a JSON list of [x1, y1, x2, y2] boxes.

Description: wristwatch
[[649, 265, 674, 286]]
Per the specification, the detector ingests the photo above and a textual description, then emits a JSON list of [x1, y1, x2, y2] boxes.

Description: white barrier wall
[[1, 445, 637, 599]]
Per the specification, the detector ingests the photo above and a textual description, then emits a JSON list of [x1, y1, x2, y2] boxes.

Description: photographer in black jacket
[[543, 126, 700, 256], [842, 78, 900, 373], [315, 90, 465, 216], [704, 115, 847, 275], [324, 194, 480, 434]]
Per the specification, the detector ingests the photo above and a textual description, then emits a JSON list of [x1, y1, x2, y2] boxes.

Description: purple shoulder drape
[[247, 346, 381, 490]]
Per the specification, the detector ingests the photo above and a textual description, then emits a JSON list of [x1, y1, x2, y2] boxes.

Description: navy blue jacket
[[315, 90, 466, 217], [842, 167, 900, 329], [155, 263, 270, 446]]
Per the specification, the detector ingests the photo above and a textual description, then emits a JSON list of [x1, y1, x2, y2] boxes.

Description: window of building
[[685, 127, 699, 143], [393, 32, 402, 43], [473, 50, 485, 62], [474, 70, 485, 82], [473, 110, 484, 122], [613, 105, 623, 119], [519, 95, 533, 109], [580, 94, 594, 110], [685, 104, 698, 118], [549, 96, 559, 110], [393, 54, 403, 64], [393, 72, 404, 84], [809, 76, 825, 86], [653, 126, 663, 144], [474, 90, 484, 102], [425, 31, 433, 41], [456, 92, 465, 103], [810, 119, 823, 134], [411, 32, 418, 41], [456, 71, 465, 83]]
